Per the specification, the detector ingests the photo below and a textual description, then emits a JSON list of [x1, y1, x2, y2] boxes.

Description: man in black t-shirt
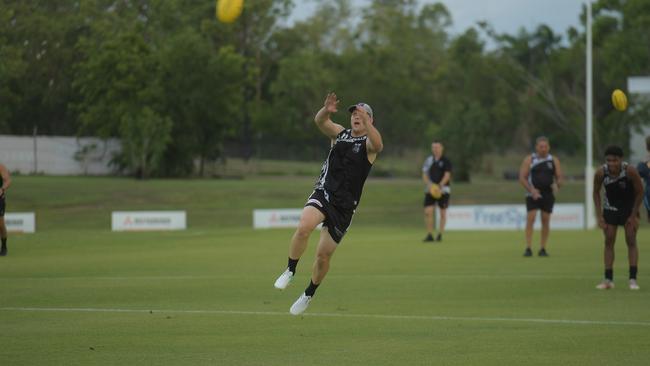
[[518, 137, 564, 257], [422, 142, 452, 242]]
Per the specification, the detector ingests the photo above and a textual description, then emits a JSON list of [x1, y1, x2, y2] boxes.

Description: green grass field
[[1, 176, 649, 365]]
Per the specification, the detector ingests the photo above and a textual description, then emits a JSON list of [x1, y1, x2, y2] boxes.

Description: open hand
[[324, 92, 339, 114]]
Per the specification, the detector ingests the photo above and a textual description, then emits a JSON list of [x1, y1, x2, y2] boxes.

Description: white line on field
[[1, 307, 649, 327], [0, 274, 606, 281]]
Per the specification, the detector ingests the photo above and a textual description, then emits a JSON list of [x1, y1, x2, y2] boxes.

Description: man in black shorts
[[518, 136, 564, 257], [0, 163, 12, 256], [593, 146, 643, 290], [273, 92, 383, 315], [422, 142, 452, 242]]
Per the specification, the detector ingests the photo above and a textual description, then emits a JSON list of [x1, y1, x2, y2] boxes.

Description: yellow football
[[611, 89, 628, 111], [216, 0, 244, 23], [429, 183, 442, 199]]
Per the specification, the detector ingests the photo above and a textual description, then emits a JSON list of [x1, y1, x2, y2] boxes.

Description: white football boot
[[289, 293, 312, 315], [629, 279, 640, 290], [595, 279, 615, 290], [273, 268, 294, 290]]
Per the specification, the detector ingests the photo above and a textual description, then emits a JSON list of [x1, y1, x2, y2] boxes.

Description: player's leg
[[524, 206, 537, 257], [0, 216, 7, 256], [290, 228, 338, 315], [539, 211, 551, 256], [423, 203, 435, 242], [624, 219, 640, 290], [597, 223, 617, 289], [436, 194, 449, 241], [274, 206, 324, 289]]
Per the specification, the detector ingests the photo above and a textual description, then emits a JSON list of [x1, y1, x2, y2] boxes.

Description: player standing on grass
[[422, 142, 452, 242], [635, 136, 650, 223], [518, 136, 564, 257], [593, 146, 643, 290], [273, 92, 383, 315], [0, 163, 12, 256]]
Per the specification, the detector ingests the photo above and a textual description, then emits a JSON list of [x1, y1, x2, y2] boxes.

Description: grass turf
[[1, 176, 649, 365]]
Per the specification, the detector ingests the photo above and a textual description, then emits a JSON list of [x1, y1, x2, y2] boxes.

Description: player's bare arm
[[314, 92, 345, 139], [354, 106, 383, 163], [593, 168, 606, 229], [0, 164, 10, 197], [553, 157, 564, 188], [626, 166, 644, 230], [440, 172, 451, 187], [519, 156, 540, 199]]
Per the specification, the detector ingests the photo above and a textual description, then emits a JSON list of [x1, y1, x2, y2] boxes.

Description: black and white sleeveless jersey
[[314, 129, 373, 210], [603, 162, 635, 212], [528, 153, 555, 194]]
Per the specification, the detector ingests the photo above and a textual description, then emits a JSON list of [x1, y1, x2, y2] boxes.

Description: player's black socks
[[288, 257, 299, 274], [0, 237, 6, 256], [605, 269, 613, 281], [630, 266, 638, 280], [305, 280, 319, 297]]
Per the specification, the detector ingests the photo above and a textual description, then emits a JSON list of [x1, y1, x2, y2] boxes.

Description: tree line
[[1, 0, 649, 179]]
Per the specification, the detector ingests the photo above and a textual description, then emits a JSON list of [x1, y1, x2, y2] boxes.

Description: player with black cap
[[273, 92, 383, 315]]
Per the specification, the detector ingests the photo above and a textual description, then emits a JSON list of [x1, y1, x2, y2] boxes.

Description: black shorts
[[0, 196, 5, 217], [603, 209, 636, 226], [424, 193, 450, 209], [305, 190, 354, 244], [526, 193, 555, 213]]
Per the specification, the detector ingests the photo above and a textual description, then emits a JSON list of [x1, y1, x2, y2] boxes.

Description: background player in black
[[0, 163, 12, 256], [593, 146, 643, 290], [636, 136, 650, 222], [518, 136, 564, 257], [273, 92, 383, 315], [422, 142, 452, 242]]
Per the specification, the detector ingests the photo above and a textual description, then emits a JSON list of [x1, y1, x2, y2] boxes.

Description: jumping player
[[273, 92, 383, 315]]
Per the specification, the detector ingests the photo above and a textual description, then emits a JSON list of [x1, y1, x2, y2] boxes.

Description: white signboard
[[5, 212, 36, 233], [439, 204, 584, 230], [111, 211, 186, 231], [253, 209, 323, 229]]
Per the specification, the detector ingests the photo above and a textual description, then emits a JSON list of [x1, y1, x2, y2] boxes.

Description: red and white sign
[[439, 204, 584, 230], [5, 212, 36, 233], [253, 209, 323, 229], [111, 211, 186, 231]]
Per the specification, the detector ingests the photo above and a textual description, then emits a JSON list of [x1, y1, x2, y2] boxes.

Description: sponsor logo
[[352, 143, 362, 153]]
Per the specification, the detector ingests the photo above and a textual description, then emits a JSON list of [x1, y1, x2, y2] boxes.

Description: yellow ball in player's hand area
[[429, 183, 442, 199], [611, 89, 628, 111], [216, 0, 244, 23]]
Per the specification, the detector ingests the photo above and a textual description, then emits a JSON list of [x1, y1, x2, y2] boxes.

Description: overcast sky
[[290, 0, 587, 37]]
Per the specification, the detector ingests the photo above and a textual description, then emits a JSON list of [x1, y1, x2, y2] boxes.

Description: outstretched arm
[[314, 92, 345, 140]]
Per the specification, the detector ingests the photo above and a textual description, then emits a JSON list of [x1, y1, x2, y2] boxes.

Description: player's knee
[[316, 251, 332, 265], [294, 225, 313, 240]]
